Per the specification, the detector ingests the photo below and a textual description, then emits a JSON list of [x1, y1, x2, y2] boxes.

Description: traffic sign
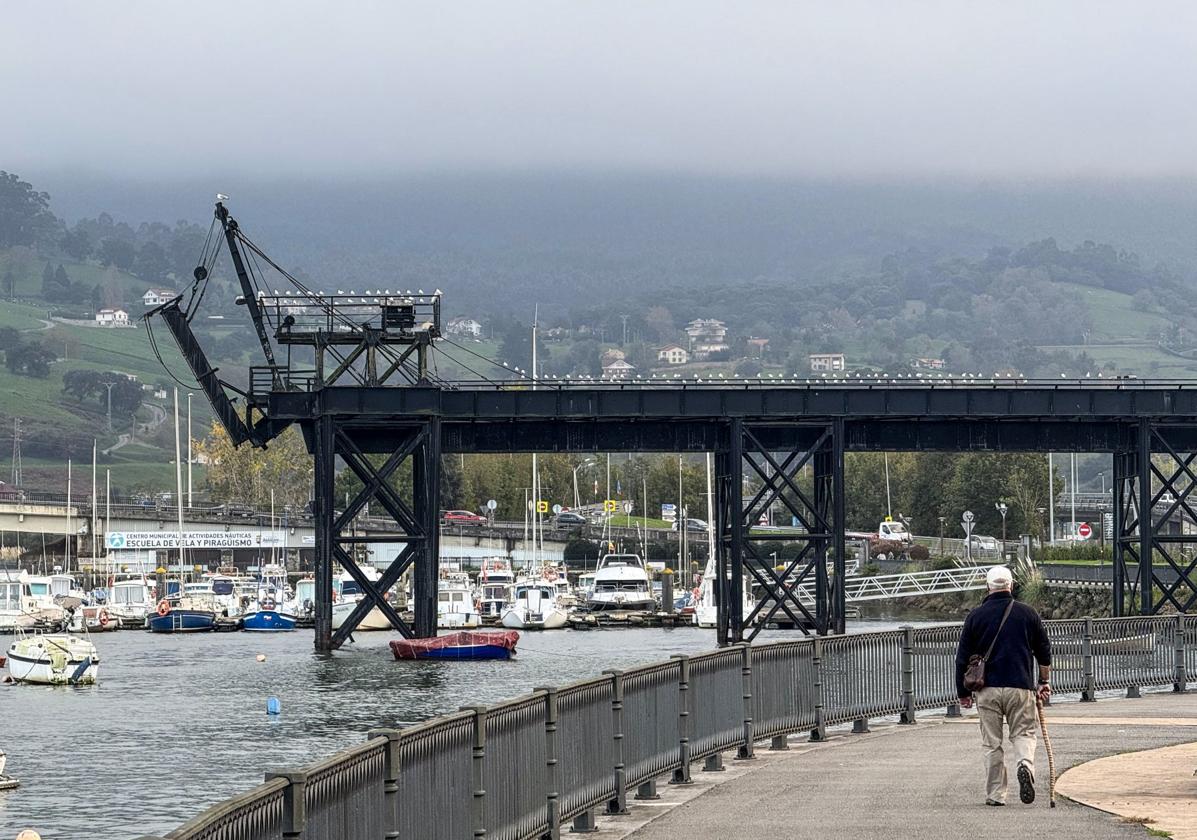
[[1077, 522, 1092, 540], [622, 500, 634, 514], [962, 510, 975, 523], [486, 499, 497, 511], [552, 504, 563, 515], [661, 503, 677, 521], [604, 499, 618, 513], [1103, 512, 1114, 539], [536, 500, 549, 514]]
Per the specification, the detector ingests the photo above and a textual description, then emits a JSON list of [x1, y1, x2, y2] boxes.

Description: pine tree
[[41, 262, 55, 297]]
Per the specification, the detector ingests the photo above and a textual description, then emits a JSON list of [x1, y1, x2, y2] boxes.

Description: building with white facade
[[809, 353, 846, 372], [684, 319, 730, 358], [142, 288, 178, 307], [656, 344, 690, 365], [446, 317, 483, 338], [95, 308, 130, 327]]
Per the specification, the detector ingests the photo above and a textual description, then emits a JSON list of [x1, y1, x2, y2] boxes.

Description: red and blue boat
[[390, 630, 519, 661]]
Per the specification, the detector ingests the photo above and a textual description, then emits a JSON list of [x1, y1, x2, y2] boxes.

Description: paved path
[[598, 692, 1197, 840]]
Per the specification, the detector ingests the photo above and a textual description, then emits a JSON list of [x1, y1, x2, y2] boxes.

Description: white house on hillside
[[602, 359, 636, 376], [809, 352, 846, 372], [95, 308, 130, 327], [684, 318, 730, 358], [446, 317, 483, 338], [656, 344, 689, 365], [142, 288, 178, 307]]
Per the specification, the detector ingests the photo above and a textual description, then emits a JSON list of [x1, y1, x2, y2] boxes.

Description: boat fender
[[266, 696, 281, 715], [68, 657, 92, 685], [157, 600, 171, 617], [98, 609, 110, 628]]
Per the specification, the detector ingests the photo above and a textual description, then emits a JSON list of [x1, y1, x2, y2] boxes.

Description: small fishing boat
[[66, 603, 121, 633], [5, 631, 99, 685], [241, 594, 297, 632], [147, 597, 218, 633], [105, 577, 156, 625], [389, 630, 519, 661]]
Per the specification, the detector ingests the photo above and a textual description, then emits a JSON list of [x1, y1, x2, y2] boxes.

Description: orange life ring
[[157, 600, 171, 617], [99, 609, 110, 627]]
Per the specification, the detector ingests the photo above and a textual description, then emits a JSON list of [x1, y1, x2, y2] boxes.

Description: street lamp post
[[571, 458, 596, 509], [937, 516, 945, 558], [995, 502, 1008, 543]]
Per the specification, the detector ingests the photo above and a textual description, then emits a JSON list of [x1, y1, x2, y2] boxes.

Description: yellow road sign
[[537, 500, 549, 513], [604, 499, 617, 512]]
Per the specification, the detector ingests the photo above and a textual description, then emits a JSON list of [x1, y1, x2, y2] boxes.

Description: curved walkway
[[1058, 741, 1197, 839], [589, 692, 1197, 840]]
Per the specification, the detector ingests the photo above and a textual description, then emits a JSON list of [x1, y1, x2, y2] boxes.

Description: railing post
[[265, 770, 307, 839], [462, 705, 488, 838], [534, 687, 561, 839], [852, 717, 870, 733], [945, 703, 962, 718], [367, 728, 402, 840], [669, 655, 693, 785], [737, 642, 755, 760], [900, 626, 916, 724], [603, 670, 628, 814], [1174, 613, 1187, 694], [810, 638, 827, 741], [1081, 617, 1096, 702]]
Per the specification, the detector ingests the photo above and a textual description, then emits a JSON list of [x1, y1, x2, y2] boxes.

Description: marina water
[[2, 620, 927, 839]]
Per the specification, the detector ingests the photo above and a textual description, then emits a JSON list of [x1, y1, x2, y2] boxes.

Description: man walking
[[956, 565, 1052, 806]]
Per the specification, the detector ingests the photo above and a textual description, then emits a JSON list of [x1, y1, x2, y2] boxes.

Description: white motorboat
[[66, 603, 121, 632], [15, 574, 66, 625], [500, 582, 569, 630], [476, 558, 515, 620], [438, 572, 480, 629], [106, 577, 155, 624], [576, 572, 596, 603], [5, 631, 99, 685], [587, 554, 656, 612], [0, 579, 40, 632]]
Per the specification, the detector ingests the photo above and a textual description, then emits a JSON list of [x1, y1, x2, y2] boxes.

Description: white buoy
[[256, 654, 266, 663]]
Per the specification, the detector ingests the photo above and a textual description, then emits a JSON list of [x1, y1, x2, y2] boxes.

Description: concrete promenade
[[588, 691, 1197, 840]]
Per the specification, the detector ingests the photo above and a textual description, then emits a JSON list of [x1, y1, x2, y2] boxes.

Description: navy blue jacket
[[954, 590, 1051, 698]]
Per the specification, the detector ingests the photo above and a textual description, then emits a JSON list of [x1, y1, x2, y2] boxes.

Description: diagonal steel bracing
[[1114, 421, 1197, 616], [717, 420, 845, 644], [310, 418, 441, 651]]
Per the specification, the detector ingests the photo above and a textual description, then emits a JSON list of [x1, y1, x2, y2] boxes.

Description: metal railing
[[137, 613, 1191, 840]]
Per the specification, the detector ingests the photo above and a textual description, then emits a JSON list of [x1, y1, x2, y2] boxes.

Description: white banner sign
[[106, 531, 288, 550]]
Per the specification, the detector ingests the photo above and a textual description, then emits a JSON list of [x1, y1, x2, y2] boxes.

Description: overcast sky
[[5, 1, 1197, 180]]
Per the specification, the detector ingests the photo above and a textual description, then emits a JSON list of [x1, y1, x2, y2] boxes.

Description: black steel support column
[[1112, 448, 1132, 617], [728, 421, 745, 644], [1138, 419, 1153, 615], [313, 415, 336, 652], [813, 446, 831, 636], [412, 418, 442, 638], [831, 419, 846, 635]]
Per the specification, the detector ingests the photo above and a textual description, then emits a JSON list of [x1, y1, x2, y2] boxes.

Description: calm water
[[1, 619, 928, 840]]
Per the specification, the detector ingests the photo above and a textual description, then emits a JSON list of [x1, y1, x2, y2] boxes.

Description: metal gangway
[[783, 565, 991, 606]]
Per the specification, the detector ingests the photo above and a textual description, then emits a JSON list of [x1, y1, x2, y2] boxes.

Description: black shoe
[[1017, 763, 1035, 804], [985, 799, 1005, 807]]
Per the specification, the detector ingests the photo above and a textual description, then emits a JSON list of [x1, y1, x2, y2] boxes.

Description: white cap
[[986, 565, 1013, 590]]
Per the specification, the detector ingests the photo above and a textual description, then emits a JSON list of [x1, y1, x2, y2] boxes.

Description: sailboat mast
[[92, 439, 97, 578], [65, 459, 72, 574], [531, 310, 540, 568], [174, 388, 186, 582]]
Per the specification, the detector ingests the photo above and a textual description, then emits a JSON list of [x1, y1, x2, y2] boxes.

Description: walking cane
[[1035, 695, 1056, 807]]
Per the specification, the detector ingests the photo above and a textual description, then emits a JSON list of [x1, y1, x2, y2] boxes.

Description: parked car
[[671, 518, 709, 533], [222, 502, 256, 518], [966, 534, 999, 551], [553, 511, 588, 527], [442, 510, 487, 525]]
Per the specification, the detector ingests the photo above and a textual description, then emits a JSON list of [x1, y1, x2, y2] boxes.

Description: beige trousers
[[975, 686, 1037, 801]]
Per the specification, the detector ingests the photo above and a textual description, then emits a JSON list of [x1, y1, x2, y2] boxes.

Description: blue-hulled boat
[[241, 598, 296, 632], [390, 630, 519, 661], [147, 600, 217, 633]]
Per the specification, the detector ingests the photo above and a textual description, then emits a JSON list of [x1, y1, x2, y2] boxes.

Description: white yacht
[[106, 577, 156, 625], [575, 572, 596, 603], [587, 554, 655, 612], [18, 574, 66, 625], [500, 582, 569, 630], [438, 572, 480, 629]]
